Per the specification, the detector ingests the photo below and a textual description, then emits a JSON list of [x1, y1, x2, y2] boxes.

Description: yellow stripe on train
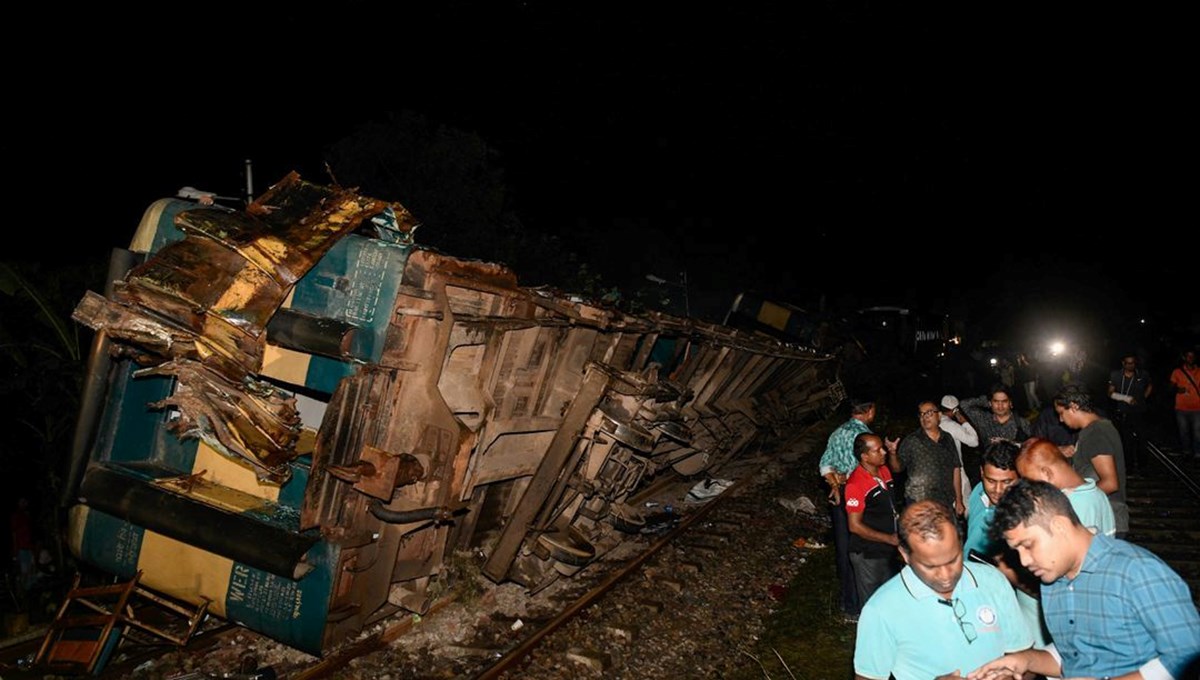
[[758, 300, 791, 331], [137, 531, 235, 618], [260, 344, 312, 386]]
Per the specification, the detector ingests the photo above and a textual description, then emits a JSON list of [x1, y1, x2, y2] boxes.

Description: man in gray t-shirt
[[1055, 384, 1128, 534]]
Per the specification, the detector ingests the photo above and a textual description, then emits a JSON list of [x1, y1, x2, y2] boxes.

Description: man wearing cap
[[820, 398, 896, 621], [939, 395, 979, 514]]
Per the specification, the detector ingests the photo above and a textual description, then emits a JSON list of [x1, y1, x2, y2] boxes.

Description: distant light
[[881, 321, 888, 327], [1049, 341, 1066, 357], [1140, 318, 1146, 324], [989, 357, 998, 367], [950, 336, 962, 345]]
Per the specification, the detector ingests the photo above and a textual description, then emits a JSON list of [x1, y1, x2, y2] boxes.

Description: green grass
[[730, 545, 857, 680]]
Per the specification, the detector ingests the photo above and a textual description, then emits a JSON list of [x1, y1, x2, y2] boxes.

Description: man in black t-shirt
[[1107, 353, 1152, 471], [844, 433, 899, 607]]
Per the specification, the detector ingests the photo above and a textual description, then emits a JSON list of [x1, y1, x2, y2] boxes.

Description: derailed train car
[[64, 173, 839, 654]]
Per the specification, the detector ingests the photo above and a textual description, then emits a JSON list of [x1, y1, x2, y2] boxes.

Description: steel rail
[[472, 473, 752, 680]]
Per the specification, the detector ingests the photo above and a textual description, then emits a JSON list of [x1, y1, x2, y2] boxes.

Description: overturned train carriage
[[65, 174, 839, 654]]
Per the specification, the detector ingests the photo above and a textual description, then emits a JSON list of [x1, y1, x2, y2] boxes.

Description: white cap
[[940, 395, 959, 410]]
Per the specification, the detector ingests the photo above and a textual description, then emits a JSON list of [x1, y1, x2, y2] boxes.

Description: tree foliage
[[324, 110, 614, 297], [0, 260, 100, 548]]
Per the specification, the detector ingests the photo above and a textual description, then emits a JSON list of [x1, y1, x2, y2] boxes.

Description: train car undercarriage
[[65, 173, 839, 654]]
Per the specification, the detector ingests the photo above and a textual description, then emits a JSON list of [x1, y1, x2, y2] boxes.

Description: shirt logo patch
[[846, 498, 860, 508], [976, 605, 998, 627]]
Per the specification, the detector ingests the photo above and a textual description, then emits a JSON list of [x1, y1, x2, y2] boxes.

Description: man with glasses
[[971, 480, 1200, 680], [854, 500, 1033, 680], [960, 385, 1030, 447], [891, 401, 963, 515]]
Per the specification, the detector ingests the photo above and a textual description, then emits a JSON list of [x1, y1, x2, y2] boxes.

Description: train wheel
[[608, 504, 646, 534], [536, 527, 596, 567]]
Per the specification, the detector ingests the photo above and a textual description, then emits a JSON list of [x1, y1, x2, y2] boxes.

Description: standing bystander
[[1107, 352, 1153, 472], [963, 441, 1020, 559], [844, 433, 900, 606], [891, 401, 963, 516], [1170, 349, 1200, 459], [1028, 401, 1077, 455], [819, 398, 896, 621], [960, 385, 1030, 447], [1054, 384, 1128, 537], [938, 395, 978, 514]]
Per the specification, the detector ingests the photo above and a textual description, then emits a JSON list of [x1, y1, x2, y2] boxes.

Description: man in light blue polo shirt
[[1015, 438, 1115, 537], [854, 500, 1033, 680], [964, 441, 1020, 558], [962, 441, 1052, 650]]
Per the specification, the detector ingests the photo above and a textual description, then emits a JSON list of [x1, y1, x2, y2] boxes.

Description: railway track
[[301, 433, 816, 679], [1125, 438, 1200, 607]]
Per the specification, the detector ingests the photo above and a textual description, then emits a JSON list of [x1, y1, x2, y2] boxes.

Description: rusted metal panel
[[482, 367, 609, 581]]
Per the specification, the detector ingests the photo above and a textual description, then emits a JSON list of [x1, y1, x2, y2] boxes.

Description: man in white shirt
[[939, 395, 978, 515]]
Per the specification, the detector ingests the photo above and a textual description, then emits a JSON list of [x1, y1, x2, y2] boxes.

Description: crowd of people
[[819, 349, 1200, 680]]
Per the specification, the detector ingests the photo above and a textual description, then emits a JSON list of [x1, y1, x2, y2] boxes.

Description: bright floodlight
[[1050, 341, 1065, 356], [989, 357, 998, 367]]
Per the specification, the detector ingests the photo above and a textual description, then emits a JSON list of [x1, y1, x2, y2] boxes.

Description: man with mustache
[[853, 500, 1033, 680]]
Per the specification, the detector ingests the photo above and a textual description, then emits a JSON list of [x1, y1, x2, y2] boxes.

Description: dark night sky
[[4, 1, 1194, 354]]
